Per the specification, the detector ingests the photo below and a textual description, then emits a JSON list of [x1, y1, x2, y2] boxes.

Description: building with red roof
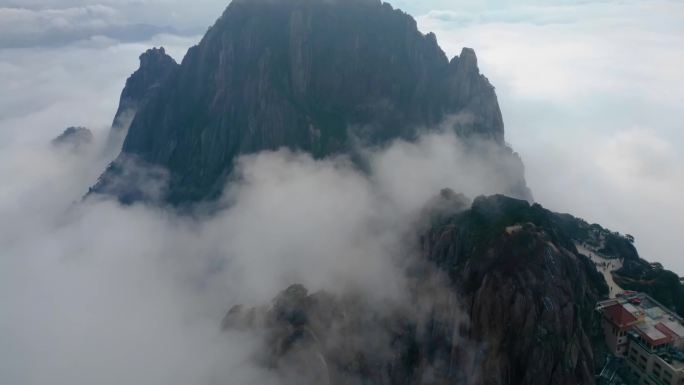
[[597, 293, 684, 385]]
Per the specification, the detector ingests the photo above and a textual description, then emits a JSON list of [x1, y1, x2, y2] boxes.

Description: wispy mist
[[0, 110, 524, 385], [416, 0, 684, 273], [3, 1, 681, 383]]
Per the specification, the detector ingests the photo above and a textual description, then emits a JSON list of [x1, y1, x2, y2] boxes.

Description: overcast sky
[[1, 1, 683, 384], [413, 0, 684, 274], [0, 0, 682, 266]]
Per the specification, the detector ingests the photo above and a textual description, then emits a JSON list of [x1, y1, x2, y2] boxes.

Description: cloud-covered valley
[[1, 1, 683, 384], [0, 98, 520, 385]]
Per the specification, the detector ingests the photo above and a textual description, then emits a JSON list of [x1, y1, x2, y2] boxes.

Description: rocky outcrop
[[51, 126, 93, 151], [446, 48, 504, 139], [223, 281, 483, 385], [106, 47, 178, 151], [420, 194, 610, 385], [223, 194, 614, 385], [91, 0, 529, 204]]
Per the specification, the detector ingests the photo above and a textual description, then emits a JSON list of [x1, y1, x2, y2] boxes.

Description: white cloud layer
[[0, 0, 228, 46], [416, 0, 684, 273], [0, 1, 683, 383], [0, 28, 522, 381], [0, 119, 516, 385], [0, 33, 195, 147]]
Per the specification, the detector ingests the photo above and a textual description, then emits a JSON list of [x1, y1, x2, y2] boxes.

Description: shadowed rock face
[[223, 195, 615, 385], [106, 47, 178, 152], [92, 0, 529, 204]]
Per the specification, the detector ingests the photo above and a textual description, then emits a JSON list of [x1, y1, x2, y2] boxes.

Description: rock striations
[[91, 0, 530, 204]]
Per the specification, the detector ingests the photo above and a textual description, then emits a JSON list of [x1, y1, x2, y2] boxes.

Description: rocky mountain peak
[[115, 46, 177, 125], [105, 46, 178, 153], [138, 47, 171, 68], [92, 0, 528, 204], [454, 47, 479, 72], [228, 0, 384, 7], [51, 126, 93, 151]]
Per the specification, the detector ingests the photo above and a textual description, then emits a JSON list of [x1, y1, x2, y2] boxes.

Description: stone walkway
[[576, 243, 624, 298]]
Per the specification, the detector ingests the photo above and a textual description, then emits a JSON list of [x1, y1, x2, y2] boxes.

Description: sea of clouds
[[1, 1, 683, 383]]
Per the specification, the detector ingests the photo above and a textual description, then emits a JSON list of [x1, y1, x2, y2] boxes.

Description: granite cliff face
[[223, 194, 620, 385], [106, 47, 178, 152], [92, 0, 529, 204]]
